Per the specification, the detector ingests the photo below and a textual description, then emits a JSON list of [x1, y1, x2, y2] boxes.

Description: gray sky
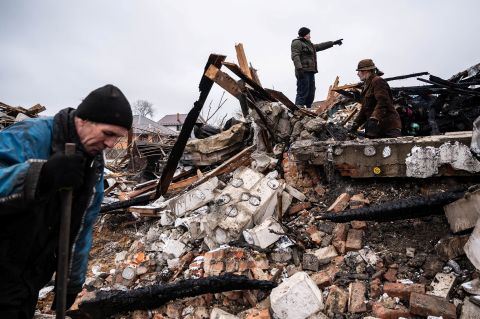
[[1, 0, 479, 123]]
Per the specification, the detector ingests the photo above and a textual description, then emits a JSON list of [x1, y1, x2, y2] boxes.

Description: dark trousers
[[295, 71, 316, 107]]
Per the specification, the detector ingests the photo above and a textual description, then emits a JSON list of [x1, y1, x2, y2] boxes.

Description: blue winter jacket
[[0, 115, 104, 295]]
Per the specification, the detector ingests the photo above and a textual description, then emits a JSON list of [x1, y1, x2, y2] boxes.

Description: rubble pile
[[0, 100, 46, 128], [32, 46, 480, 318]]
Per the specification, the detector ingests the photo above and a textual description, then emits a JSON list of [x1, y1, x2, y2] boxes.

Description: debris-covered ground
[[31, 47, 480, 318]]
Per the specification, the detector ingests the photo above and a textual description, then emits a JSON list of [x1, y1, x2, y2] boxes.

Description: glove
[[51, 292, 78, 311], [333, 38, 343, 46], [365, 117, 380, 138], [296, 68, 304, 79], [39, 152, 85, 193], [347, 121, 360, 133]]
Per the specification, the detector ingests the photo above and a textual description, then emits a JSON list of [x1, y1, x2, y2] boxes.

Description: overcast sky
[[1, 0, 479, 123]]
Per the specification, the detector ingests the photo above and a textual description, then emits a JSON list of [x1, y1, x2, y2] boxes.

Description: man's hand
[[296, 68, 304, 79], [39, 152, 85, 193], [333, 38, 343, 46], [365, 117, 380, 137]]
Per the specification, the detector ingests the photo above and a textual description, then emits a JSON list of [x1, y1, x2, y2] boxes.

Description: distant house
[[108, 115, 178, 157], [133, 115, 178, 142], [157, 113, 206, 132]]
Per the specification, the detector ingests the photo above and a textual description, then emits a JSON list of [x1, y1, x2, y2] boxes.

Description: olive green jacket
[[291, 37, 334, 73]]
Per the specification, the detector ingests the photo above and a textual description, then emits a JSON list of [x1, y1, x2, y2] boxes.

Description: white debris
[[243, 217, 284, 248], [464, 219, 480, 271], [270, 272, 324, 319], [210, 307, 239, 319], [406, 142, 480, 178], [427, 272, 457, 298], [163, 239, 186, 258], [313, 245, 338, 265]]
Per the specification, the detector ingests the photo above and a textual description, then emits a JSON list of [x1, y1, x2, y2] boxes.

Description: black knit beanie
[[298, 27, 311, 38], [76, 84, 133, 130]]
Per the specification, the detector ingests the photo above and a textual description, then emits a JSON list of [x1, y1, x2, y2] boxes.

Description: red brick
[[166, 302, 183, 318], [245, 308, 271, 319], [206, 261, 224, 276], [238, 260, 249, 272], [250, 267, 270, 281], [409, 292, 457, 319], [327, 193, 351, 212], [288, 202, 312, 215], [370, 278, 382, 299], [204, 249, 225, 261], [230, 248, 246, 259], [345, 229, 364, 251], [349, 193, 370, 209], [311, 271, 333, 288], [383, 267, 398, 283], [225, 259, 238, 273], [372, 303, 410, 319], [348, 281, 367, 313], [383, 282, 425, 301], [332, 223, 348, 254], [351, 220, 368, 230], [325, 285, 348, 317]]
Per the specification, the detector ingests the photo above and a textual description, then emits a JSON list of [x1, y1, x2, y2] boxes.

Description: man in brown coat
[[350, 59, 402, 138], [291, 27, 343, 108]]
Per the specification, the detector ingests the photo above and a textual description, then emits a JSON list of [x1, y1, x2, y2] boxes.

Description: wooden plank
[[315, 76, 340, 114], [250, 65, 262, 87], [222, 62, 274, 102], [204, 65, 243, 98], [189, 145, 255, 189], [332, 83, 362, 91], [235, 43, 253, 80]]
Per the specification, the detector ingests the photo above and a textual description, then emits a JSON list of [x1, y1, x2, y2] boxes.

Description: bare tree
[[133, 100, 154, 118]]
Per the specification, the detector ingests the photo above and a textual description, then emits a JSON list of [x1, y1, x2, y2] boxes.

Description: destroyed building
[[26, 45, 480, 319]]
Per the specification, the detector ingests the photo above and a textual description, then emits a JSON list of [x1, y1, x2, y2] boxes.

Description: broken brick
[[434, 234, 469, 261], [383, 282, 426, 301], [383, 267, 398, 283], [349, 193, 370, 209], [409, 292, 457, 319], [371, 303, 410, 319], [370, 278, 382, 299], [345, 229, 364, 251], [324, 285, 348, 317], [327, 193, 351, 213], [332, 223, 348, 254], [311, 271, 333, 289], [348, 281, 367, 313], [288, 202, 312, 215], [244, 308, 271, 319], [351, 220, 368, 230]]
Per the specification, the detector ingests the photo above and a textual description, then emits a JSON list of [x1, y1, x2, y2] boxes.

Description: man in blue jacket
[[0, 84, 132, 318]]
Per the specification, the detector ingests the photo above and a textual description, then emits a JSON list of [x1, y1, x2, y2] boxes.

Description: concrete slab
[[270, 272, 324, 319], [444, 190, 480, 233], [464, 219, 480, 271]]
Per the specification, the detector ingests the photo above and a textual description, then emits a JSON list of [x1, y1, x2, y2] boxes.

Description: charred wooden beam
[[100, 54, 226, 213], [383, 71, 429, 82], [77, 274, 276, 319], [155, 54, 226, 198], [222, 61, 275, 102], [417, 77, 480, 96], [318, 188, 466, 222]]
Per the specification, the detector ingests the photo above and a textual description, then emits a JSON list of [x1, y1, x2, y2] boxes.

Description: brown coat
[[355, 75, 402, 134]]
